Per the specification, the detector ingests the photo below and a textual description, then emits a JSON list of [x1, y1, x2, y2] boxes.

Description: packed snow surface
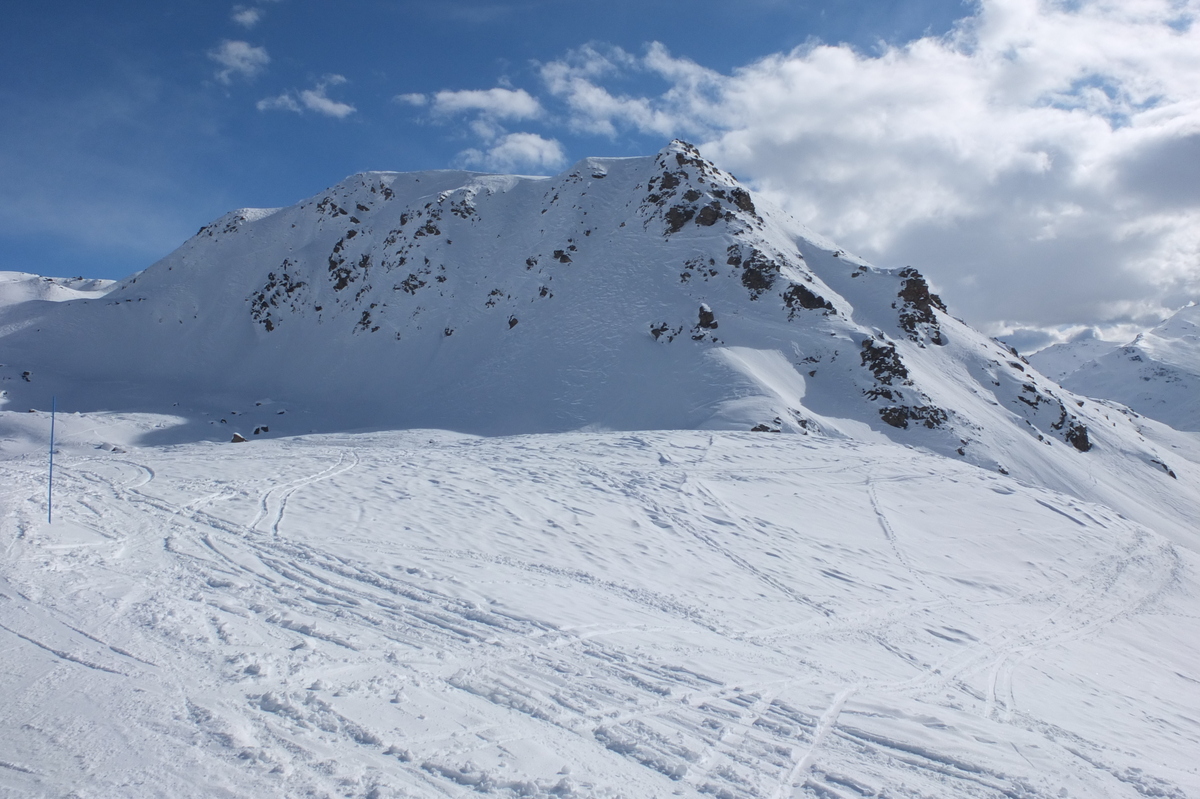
[[2, 413, 1199, 798]]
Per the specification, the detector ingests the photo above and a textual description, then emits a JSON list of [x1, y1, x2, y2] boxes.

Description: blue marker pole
[[48, 396, 56, 524]]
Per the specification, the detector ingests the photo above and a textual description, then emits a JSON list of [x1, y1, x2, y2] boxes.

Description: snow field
[[2, 416, 1198, 798]]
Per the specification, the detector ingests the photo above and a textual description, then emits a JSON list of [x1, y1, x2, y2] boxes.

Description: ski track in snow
[[1, 427, 1198, 798], [247, 451, 360, 536]]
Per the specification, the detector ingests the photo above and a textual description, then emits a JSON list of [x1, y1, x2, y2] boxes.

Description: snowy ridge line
[[1032, 303, 1200, 432], [3, 141, 1196, 550]]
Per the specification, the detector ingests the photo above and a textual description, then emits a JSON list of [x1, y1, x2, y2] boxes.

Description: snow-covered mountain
[[3, 142, 1200, 798], [0, 141, 1089, 452], [1032, 304, 1200, 432], [1, 141, 1194, 542]]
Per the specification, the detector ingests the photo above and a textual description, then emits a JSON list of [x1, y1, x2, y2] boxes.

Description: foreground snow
[[2, 413, 1198, 798]]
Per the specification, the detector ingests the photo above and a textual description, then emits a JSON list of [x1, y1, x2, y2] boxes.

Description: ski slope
[[2, 412, 1198, 798]]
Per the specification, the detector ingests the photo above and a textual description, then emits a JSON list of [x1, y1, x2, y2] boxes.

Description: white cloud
[[257, 75, 355, 118], [299, 75, 356, 118], [255, 93, 300, 113], [231, 6, 262, 28], [530, 0, 1200, 333], [429, 88, 542, 120], [398, 86, 553, 174], [457, 133, 566, 174], [540, 45, 679, 137], [208, 40, 269, 84]]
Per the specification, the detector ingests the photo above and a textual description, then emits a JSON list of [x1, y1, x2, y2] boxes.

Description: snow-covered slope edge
[[1, 421, 1197, 799], [0, 141, 1196, 546], [1033, 303, 1200, 432]]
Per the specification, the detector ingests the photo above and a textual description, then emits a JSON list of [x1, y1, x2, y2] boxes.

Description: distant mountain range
[[1032, 303, 1200, 432]]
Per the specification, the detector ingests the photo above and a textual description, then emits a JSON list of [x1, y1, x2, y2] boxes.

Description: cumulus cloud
[[429, 87, 542, 119], [398, 86, 555, 174], [299, 75, 356, 118], [231, 6, 262, 28], [540, 45, 680, 137], [257, 75, 356, 118], [521, 1, 1200, 335], [208, 40, 269, 84], [457, 132, 566, 174], [398, 87, 542, 121]]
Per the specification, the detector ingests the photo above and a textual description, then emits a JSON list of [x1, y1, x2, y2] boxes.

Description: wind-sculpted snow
[[1, 417, 1198, 797]]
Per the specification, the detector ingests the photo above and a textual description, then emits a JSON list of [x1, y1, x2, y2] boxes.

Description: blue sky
[[3, 0, 1199, 342]]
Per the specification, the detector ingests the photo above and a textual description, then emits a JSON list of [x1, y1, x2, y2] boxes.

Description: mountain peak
[[2, 142, 1196, 542]]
